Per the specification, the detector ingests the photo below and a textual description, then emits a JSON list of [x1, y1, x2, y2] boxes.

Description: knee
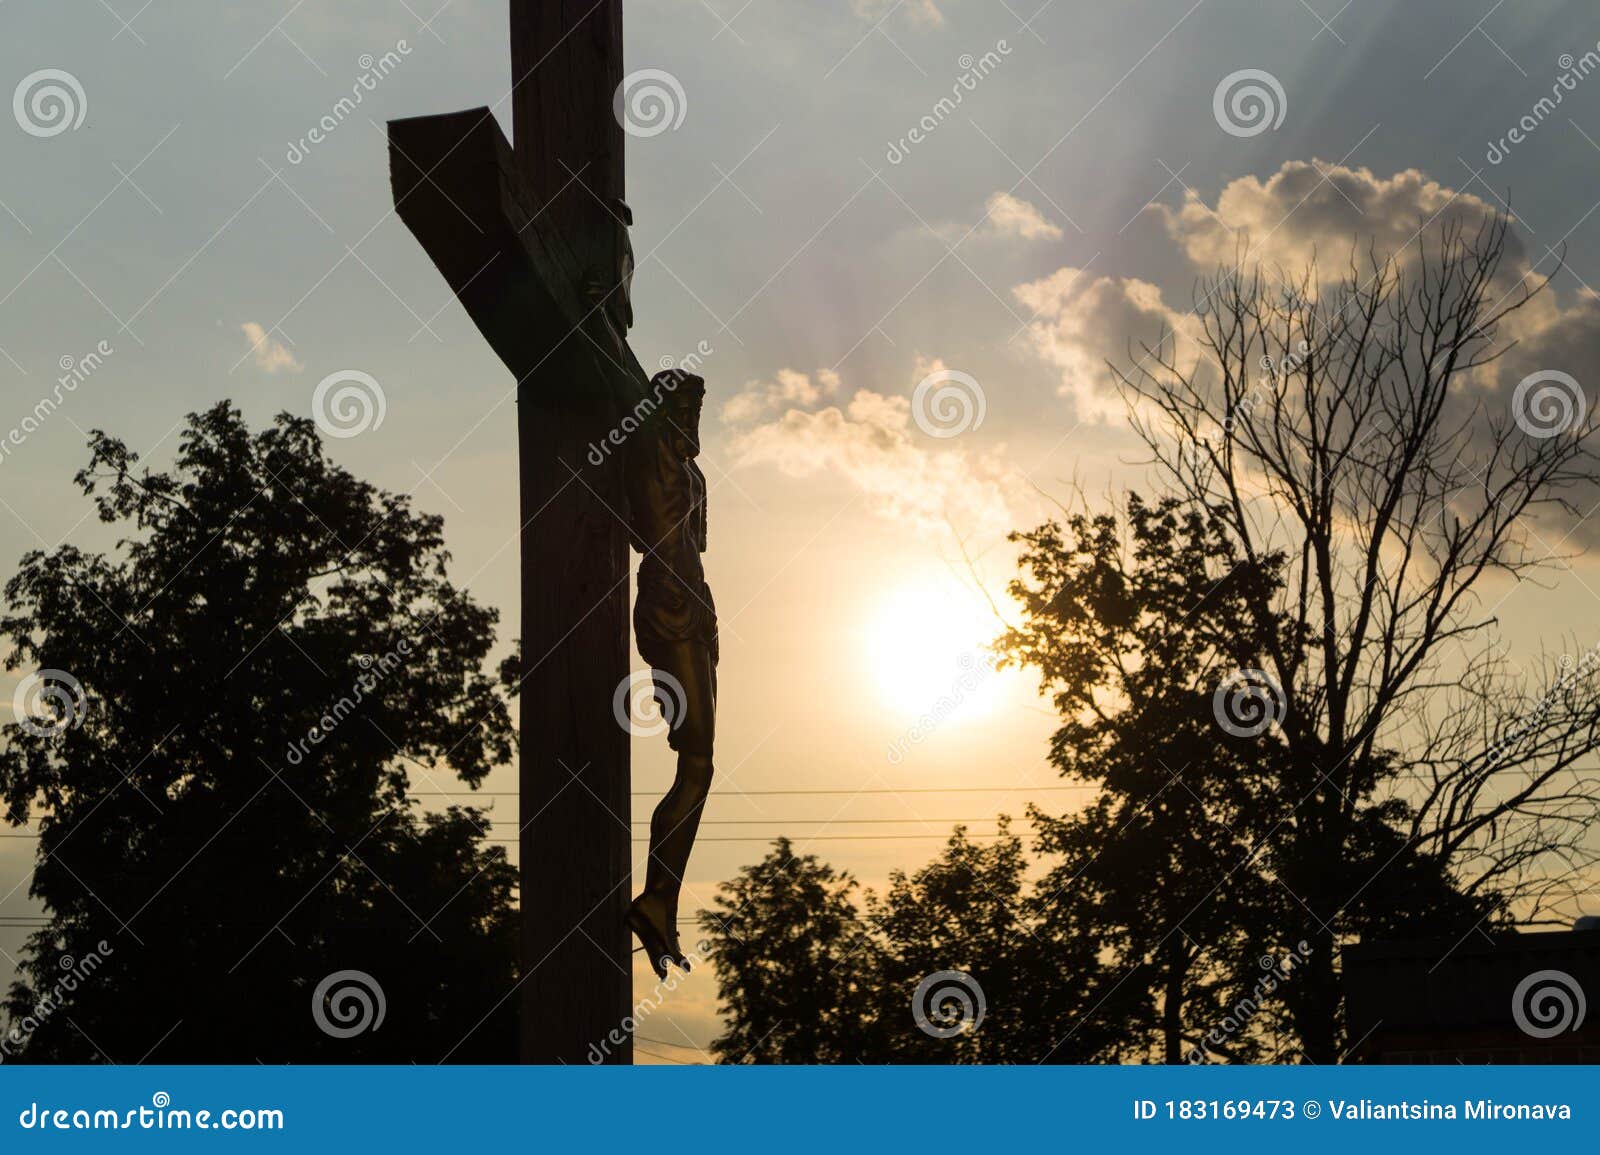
[[678, 753, 714, 792]]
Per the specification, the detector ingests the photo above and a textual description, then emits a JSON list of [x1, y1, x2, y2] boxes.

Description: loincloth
[[634, 554, 719, 667]]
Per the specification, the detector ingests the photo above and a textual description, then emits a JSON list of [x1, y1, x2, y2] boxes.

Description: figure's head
[[651, 370, 705, 458]]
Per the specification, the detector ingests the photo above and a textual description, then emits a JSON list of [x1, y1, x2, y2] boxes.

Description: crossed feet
[[627, 892, 691, 980]]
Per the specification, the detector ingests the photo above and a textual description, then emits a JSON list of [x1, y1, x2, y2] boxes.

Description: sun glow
[[864, 579, 1008, 721]]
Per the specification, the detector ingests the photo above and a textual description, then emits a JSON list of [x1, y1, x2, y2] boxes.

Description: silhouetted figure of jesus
[[625, 370, 718, 979]]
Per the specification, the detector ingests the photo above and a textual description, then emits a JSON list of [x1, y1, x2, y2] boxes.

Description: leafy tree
[[861, 821, 1137, 1063], [1002, 496, 1493, 1062], [699, 828, 1141, 1063], [1, 403, 518, 1062], [697, 838, 874, 1063], [1003, 496, 1294, 1063]]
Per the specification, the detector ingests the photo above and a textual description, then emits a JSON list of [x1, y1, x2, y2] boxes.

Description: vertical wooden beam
[[509, 0, 632, 1065], [511, 0, 626, 294]]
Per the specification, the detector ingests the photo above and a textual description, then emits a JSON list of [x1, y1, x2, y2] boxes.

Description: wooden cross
[[387, 0, 649, 1064]]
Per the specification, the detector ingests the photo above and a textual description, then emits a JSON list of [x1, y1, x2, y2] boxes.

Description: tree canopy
[[1, 403, 518, 1062]]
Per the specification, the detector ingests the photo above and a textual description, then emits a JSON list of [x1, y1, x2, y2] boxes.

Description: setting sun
[[864, 579, 1008, 720]]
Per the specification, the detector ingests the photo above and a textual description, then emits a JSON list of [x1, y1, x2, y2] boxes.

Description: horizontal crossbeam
[[388, 108, 646, 410]]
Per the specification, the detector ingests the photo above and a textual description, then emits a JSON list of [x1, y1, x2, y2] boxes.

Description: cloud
[[719, 368, 841, 425], [1141, 160, 1594, 410], [1011, 158, 1600, 539], [724, 365, 1015, 535], [1011, 161, 1568, 425], [985, 192, 1064, 241], [853, 0, 945, 26], [1013, 267, 1195, 423], [1149, 160, 1518, 278], [240, 322, 303, 375]]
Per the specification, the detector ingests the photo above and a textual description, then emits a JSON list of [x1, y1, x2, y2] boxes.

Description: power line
[[634, 1045, 699, 1065], [2, 832, 1012, 844], [644, 817, 1008, 825], [413, 774, 1503, 798], [635, 1035, 706, 1052], [409, 786, 1092, 797], [474, 834, 1013, 844]]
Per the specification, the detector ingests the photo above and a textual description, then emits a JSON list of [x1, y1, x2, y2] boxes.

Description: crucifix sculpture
[[387, 0, 717, 1064]]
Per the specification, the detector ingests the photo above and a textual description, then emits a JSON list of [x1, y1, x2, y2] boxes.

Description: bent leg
[[631, 641, 716, 974]]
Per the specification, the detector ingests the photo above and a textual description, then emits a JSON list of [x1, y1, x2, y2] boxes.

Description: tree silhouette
[[1117, 217, 1600, 1060], [1, 403, 518, 1062], [699, 827, 1143, 1063], [1002, 496, 1492, 1062], [697, 838, 874, 1063], [860, 820, 1136, 1063]]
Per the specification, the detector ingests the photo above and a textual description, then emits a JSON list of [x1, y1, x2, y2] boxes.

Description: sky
[[4, 0, 1600, 1063]]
